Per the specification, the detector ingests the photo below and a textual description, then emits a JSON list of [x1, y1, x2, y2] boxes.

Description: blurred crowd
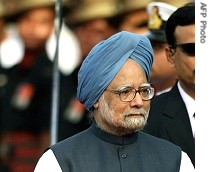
[[0, 0, 194, 171]]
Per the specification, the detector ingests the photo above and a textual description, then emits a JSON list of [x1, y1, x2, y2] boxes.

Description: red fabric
[[1, 132, 49, 172]]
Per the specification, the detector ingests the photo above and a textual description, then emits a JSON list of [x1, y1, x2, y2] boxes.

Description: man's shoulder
[[151, 83, 180, 105], [53, 128, 91, 147], [139, 131, 181, 151]]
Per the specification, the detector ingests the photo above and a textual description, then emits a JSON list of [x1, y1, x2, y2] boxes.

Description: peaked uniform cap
[[146, 2, 177, 42]]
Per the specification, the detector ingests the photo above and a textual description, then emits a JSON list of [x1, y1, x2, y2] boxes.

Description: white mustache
[[124, 108, 148, 117]]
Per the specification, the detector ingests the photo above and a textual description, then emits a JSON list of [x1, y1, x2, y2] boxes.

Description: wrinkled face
[[93, 59, 151, 136], [17, 7, 55, 50], [167, 24, 195, 94]]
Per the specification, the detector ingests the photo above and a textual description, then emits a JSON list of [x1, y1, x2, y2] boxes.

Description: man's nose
[[130, 92, 144, 107]]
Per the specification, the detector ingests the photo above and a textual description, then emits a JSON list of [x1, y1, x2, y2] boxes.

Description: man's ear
[[93, 101, 99, 109], [166, 47, 176, 66]]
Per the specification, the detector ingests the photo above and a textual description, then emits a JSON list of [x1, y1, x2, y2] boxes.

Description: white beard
[[95, 95, 149, 136]]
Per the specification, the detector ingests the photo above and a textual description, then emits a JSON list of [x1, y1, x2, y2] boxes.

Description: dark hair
[[165, 2, 195, 46]]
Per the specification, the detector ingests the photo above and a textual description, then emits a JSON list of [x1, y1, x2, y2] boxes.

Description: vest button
[[121, 153, 127, 159]]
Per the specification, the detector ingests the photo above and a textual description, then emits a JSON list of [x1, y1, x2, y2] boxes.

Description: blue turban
[[77, 31, 153, 111]]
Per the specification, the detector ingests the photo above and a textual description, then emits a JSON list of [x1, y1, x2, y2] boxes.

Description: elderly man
[[34, 31, 194, 171]]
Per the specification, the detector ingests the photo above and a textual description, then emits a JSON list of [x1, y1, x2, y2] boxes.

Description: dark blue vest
[[51, 123, 181, 172]]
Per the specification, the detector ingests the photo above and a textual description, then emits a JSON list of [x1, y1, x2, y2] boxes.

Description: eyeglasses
[[171, 43, 195, 56], [106, 84, 155, 102]]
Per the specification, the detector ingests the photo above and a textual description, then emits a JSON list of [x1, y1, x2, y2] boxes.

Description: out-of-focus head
[[146, 2, 177, 43], [9, 0, 66, 50], [114, 0, 153, 34], [66, 0, 118, 27], [66, 0, 118, 58], [77, 31, 153, 111]]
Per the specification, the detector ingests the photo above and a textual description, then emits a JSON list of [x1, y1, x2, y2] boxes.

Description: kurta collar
[[90, 122, 138, 145]]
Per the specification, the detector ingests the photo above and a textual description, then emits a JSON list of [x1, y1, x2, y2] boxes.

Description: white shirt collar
[[177, 81, 195, 118], [156, 87, 172, 96]]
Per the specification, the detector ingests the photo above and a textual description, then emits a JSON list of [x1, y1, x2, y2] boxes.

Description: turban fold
[[77, 31, 153, 111]]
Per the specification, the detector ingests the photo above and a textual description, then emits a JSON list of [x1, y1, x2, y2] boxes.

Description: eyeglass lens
[[120, 87, 154, 101]]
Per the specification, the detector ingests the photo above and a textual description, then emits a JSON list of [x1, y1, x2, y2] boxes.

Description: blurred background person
[[113, 0, 153, 34], [0, 1, 55, 171], [0, 1, 18, 171], [66, 0, 118, 60], [0, 0, 81, 171], [0, 1, 7, 96], [146, 1, 177, 95], [58, 0, 119, 141], [0, 0, 17, 118]]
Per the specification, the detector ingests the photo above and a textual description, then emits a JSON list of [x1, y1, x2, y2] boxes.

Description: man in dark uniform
[[0, 0, 57, 171], [146, 2, 177, 95], [0, 2, 12, 172], [35, 31, 194, 171], [144, 3, 195, 167]]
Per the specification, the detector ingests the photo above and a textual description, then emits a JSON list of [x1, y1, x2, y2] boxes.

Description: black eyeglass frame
[[106, 84, 155, 102], [170, 43, 195, 56]]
